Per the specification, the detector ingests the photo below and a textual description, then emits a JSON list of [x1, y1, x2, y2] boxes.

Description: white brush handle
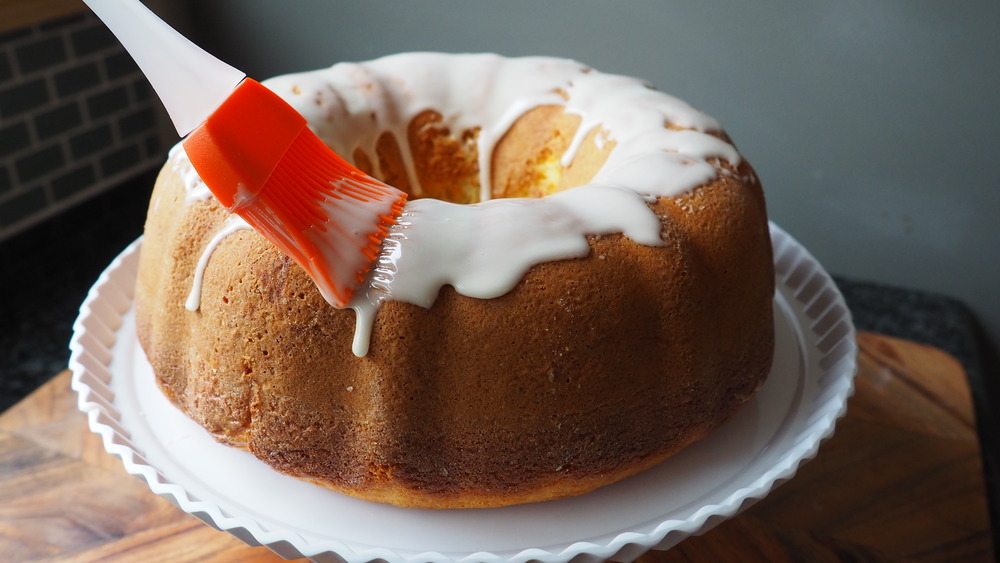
[[83, 0, 245, 137]]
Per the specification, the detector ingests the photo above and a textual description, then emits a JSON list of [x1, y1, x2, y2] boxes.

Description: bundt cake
[[134, 52, 775, 509]]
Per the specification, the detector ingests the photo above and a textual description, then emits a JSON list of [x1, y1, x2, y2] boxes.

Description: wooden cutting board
[[0, 332, 993, 561]]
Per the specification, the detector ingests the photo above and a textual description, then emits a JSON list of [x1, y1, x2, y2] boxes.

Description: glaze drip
[[185, 215, 251, 311]]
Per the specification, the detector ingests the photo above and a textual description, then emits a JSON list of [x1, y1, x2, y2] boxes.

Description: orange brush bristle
[[236, 131, 407, 307], [183, 79, 407, 308]]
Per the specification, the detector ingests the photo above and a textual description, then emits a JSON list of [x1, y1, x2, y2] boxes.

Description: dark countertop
[[2, 172, 997, 549], [1, 170, 155, 408]]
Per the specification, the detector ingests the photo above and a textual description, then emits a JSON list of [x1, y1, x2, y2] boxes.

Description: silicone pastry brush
[[82, 0, 406, 308]]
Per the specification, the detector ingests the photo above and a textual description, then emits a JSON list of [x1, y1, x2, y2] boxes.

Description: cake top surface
[[172, 53, 748, 355], [268, 52, 738, 201]]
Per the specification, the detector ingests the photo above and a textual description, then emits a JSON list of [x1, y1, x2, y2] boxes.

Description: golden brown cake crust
[[136, 91, 774, 509]]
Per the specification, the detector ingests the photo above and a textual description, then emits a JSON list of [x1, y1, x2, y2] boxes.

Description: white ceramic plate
[[69, 222, 856, 562]]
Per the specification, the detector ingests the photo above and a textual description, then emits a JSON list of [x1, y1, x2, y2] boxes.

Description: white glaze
[[349, 185, 664, 356], [176, 53, 743, 356]]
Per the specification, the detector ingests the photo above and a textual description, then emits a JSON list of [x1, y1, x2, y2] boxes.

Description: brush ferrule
[[183, 79, 307, 208]]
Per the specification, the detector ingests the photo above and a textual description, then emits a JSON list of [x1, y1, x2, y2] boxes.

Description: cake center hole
[[348, 107, 612, 205]]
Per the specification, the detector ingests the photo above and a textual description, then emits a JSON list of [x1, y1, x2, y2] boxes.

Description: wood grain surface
[[0, 332, 993, 561]]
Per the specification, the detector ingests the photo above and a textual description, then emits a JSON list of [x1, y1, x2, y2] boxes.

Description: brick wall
[[0, 10, 171, 242]]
